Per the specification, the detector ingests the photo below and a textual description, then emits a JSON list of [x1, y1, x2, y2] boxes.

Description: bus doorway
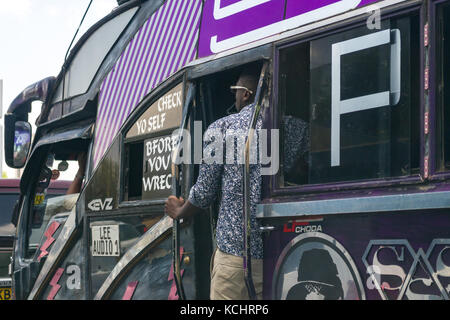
[[189, 60, 266, 299]]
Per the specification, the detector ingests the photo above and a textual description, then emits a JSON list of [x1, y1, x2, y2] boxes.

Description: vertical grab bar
[[171, 82, 196, 300], [243, 62, 269, 300]]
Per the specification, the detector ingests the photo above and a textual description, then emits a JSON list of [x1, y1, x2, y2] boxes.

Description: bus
[[4, 0, 450, 300]]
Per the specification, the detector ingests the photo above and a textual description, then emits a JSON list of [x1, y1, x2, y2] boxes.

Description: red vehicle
[[0, 179, 70, 300]]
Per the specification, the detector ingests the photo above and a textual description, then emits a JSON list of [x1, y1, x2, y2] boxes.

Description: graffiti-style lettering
[[366, 265, 381, 290], [366, 5, 381, 30], [371, 246, 406, 291], [363, 240, 450, 300], [66, 265, 81, 290], [436, 247, 450, 282]]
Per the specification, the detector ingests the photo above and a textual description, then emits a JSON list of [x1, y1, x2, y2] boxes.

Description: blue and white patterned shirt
[[188, 103, 264, 259]]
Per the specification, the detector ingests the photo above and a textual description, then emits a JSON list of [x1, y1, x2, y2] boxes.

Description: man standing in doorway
[[164, 65, 264, 300]]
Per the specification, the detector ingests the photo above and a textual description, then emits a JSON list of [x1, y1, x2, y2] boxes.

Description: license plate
[[0, 288, 12, 300]]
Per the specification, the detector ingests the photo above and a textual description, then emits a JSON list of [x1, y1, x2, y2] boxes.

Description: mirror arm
[[7, 76, 56, 117]]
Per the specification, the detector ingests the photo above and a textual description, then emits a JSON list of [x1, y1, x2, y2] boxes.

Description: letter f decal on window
[[331, 29, 401, 167]]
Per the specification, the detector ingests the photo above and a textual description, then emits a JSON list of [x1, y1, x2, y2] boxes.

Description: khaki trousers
[[210, 248, 263, 300]]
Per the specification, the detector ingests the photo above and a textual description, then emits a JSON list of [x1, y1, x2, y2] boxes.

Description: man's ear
[[243, 90, 251, 102]]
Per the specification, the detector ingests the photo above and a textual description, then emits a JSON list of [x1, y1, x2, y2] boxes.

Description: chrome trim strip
[[257, 191, 450, 219]]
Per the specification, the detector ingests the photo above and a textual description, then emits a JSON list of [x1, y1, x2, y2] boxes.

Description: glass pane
[[0, 250, 12, 278], [26, 153, 82, 258], [279, 42, 311, 186], [279, 15, 420, 187]]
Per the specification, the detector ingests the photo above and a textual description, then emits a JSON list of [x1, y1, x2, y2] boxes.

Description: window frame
[[430, 0, 450, 180], [265, 5, 425, 200], [119, 73, 187, 206]]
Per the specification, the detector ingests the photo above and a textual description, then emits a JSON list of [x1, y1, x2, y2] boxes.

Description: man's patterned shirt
[[188, 103, 264, 259]]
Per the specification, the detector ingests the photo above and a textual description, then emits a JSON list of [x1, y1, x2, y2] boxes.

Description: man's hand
[[165, 196, 185, 220], [77, 152, 87, 174]]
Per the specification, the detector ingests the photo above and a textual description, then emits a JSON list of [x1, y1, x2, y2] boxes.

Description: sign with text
[[127, 83, 183, 139], [142, 134, 177, 200], [91, 225, 120, 257], [198, 0, 383, 57]]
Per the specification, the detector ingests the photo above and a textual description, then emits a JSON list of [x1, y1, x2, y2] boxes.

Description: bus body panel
[[262, 207, 450, 300]]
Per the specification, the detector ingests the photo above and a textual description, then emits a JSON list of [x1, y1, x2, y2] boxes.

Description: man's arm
[[67, 152, 87, 195], [165, 120, 225, 221]]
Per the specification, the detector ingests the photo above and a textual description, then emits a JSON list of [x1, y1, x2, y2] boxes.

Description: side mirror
[[4, 77, 54, 168], [5, 114, 31, 168], [13, 121, 32, 168], [5, 114, 32, 168]]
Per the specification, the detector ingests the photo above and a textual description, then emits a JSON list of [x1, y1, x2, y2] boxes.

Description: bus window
[[278, 14, 420, 188], [0, 192, 20, 278], [124, 82, 183, 202], [436, 3, 450, 172], [26, 145, 88, 259]]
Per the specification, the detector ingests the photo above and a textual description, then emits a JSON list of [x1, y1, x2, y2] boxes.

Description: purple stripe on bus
[[132, 3, 171, 115], [106, 23, 149, 145], [127, 12, 162, 113], [94, 36, 137, 164], [171, 3, 202, 76], [182, 12, 202, 68], [97, 54, 126, 132], [95, 3, 169, 165], [176, 7, 202, 74], [139, 0, 178, 102], [126, 14, 161, 117], [157, 0, 194, 86], [139, 0, 174, 96], [285, 0, 342, 17], [116, 17, 154, 134], [113, 0, 176, 137], [148, 0, 186, 91], [94, 0, 203, 168], [94, 49, 131, 164]]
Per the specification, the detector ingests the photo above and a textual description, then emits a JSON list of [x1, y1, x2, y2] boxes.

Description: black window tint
[[437, 3, 450, 171]]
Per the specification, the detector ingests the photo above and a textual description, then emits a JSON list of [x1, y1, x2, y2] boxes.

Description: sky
[[0, 0, 119, 179]]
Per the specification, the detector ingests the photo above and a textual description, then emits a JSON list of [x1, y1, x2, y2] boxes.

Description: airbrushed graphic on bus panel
[[264, 211, 450, 300], [198, 0, 382, 57], [363, 239, 450, 300]]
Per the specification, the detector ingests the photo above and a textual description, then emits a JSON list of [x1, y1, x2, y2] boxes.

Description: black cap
[[286, 248, 344, 300]]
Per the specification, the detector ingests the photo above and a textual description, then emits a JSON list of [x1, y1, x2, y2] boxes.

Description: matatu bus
[[4, 0, 450, 300]]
